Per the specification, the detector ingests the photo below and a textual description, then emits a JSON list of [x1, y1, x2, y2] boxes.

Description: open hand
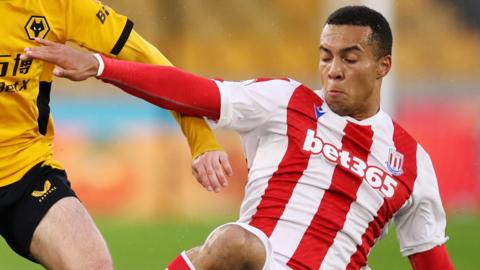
[[21, 38, 99, 81]]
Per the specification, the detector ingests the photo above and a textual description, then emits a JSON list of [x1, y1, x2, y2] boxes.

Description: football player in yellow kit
[[0, 0, 231, 269]]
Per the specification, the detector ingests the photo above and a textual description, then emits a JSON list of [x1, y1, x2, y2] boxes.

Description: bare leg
[[30, 197, 113, 270], [187, 224, 266, 270]]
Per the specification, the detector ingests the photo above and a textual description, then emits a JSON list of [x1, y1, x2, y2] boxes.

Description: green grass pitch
[[0, 215, 477, 269]]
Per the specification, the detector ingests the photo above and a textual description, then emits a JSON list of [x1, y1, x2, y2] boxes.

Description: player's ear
[[376, 55, 391, 79]]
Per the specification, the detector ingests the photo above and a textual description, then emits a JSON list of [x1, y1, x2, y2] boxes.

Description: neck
[[350, 105, 380, 121], [354, 81, 382, 120]]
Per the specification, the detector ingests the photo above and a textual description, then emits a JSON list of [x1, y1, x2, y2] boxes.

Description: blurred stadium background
[[2, 0, 479, 269]]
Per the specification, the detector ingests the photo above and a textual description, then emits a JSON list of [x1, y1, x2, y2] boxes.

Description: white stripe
[[181, 251, 196, 270], [319, 182, 384, 269], [92, 53, 104, 77], [238, 114, 290, 224], [320, 113, 395, 269], [235, 81, 296, 223], [268, 172, 328, 265], [269, 111, 346, 265]]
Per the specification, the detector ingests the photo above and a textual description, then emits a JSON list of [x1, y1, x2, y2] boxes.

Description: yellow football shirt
[[0, 0, 221, 187]]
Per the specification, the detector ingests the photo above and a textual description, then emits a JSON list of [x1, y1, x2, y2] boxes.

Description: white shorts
[[205, 222, 278, 270], [180, 222, 373, 270]]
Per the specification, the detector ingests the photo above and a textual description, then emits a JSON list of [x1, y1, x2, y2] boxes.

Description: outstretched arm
[[408, 245, 454, 270], [22, 40, 222, 120], [23, 39, 232, 192], [62, 0, 229, 184]]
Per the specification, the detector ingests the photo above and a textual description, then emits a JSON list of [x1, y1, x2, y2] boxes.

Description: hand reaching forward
[[21, 38, 99, 81], [192, 151, 233, 193]]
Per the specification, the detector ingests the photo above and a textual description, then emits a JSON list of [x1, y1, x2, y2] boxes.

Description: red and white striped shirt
[[211, 78, 448, 270]]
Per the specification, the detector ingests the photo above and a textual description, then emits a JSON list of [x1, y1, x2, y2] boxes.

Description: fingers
[[22, 39, 70, 67], [212, 155, 229, 189], [53, 67, 86, 81], [219, 153, 233, 177], [22, 45, 59, 64], [192, 161, 212, 192], [53, 67, 65, 77], [53, 67, 79, 81], [204, 158, 223, 192], [20, 38, 57, 61], [34, 38, 57, 46], [19, 48, 32, 60], [192, 151, 233, 193]]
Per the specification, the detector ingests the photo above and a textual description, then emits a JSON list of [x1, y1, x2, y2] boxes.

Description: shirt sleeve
[[394, 145, 449, 256], [210, 79, 298, 133], [64, 0, 133, 56], [116, 30, 172, 65]]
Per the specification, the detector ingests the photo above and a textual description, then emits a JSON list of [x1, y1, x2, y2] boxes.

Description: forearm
[[99, 55, 221, 120], [408, 245, 454, 270]]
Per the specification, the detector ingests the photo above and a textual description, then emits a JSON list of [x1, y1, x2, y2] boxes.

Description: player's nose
[[327, 58, 344, 80]]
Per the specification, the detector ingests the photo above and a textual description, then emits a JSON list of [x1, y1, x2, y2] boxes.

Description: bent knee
[[196, 224, 266, 269], [221, 225, 265, 257]]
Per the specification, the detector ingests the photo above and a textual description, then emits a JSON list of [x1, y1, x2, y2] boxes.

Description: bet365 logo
[[303, 129, 399, 198], [24, 16, 50, 40]]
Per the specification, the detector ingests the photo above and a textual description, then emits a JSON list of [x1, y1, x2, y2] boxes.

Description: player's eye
[[320, 56, 332, 62], [342, 53, 359, 64], [343, 57, 358, 64]]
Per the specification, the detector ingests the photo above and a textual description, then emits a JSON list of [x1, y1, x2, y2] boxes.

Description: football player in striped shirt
[[23, 5, 455, 270], [0, 0, 231, 269]]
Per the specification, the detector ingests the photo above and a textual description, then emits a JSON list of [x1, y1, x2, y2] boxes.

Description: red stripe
[[346, 121, 418, 269], [249, 85, 323, 237], [409, 245, 454, 270], [167, 254, 192, 270], [288, 122, 374, 269]]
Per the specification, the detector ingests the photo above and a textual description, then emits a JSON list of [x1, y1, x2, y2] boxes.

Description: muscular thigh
[[30, 196, 112, 270]]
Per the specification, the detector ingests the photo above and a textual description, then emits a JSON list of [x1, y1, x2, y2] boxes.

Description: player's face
[[319, 25, 391, 120]]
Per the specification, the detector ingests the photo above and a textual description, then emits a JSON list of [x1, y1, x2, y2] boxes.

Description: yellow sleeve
[[117, 31, 222, 158], [64, 0, 132, 56], [170, 114, 225, 159], [62, 0, 222, 158], [173, 113, 223, 159]]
